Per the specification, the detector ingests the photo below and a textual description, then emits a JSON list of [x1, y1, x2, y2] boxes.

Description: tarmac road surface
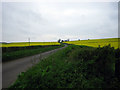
[[2, 45, 67, 88]]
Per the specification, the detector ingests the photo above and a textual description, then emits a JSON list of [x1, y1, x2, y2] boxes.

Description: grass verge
[[2, 45, 63, 62], [9, 45, 120, 88]]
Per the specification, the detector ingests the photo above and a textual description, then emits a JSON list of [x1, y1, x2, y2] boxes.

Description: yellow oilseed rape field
[[1, 42, 60, 47], [65, 38, 119, 49]]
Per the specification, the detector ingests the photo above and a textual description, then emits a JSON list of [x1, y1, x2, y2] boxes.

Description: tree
[[58, 39, 61, 43], [67, 39, 69, 41]]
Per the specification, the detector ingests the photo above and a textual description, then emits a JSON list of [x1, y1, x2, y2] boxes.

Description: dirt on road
[[2, 45, 67, 88]]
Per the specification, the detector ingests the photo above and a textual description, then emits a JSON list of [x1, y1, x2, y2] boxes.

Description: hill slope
[[65, 38, 119, 49]]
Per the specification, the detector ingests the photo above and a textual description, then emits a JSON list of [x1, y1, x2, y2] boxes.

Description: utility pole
[[28, 38, 30, 47]]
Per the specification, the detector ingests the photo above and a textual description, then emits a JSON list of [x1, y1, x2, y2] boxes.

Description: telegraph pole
[[28, 38, 30, 47]]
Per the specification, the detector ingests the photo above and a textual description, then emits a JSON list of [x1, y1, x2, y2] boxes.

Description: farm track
[[2, 45, 67, 88]]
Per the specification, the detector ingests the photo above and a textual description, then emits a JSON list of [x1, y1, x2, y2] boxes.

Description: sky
[[2, 1, 118, 42]]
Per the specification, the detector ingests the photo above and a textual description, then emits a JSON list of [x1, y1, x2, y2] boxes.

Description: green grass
[[9, 45, 120, 88], [2, 45, 63, 62]]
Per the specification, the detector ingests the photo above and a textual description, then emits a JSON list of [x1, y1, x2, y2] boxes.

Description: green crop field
[[1, 42, 60, 47], [65, 38, 119, 49]]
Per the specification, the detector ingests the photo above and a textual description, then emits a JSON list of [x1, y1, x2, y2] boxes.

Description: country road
[[2, 45, 67, 88]]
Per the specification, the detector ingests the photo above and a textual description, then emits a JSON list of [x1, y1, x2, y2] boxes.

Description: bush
[[9, 45, 120, 88]]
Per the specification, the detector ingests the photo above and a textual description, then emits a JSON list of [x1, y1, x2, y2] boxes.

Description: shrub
[[9, 45, 120, 88]]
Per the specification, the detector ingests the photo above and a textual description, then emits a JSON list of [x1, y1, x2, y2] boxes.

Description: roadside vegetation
[[9, 45, 120, 88], [2, 45, 63, 62]]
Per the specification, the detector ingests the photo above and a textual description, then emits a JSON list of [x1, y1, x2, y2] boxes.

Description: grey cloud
[[2, 2, 118, 42]]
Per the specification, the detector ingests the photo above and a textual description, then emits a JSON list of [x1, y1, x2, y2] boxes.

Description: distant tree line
[[58, 38, 91, 43], [58, 39, 69, 43]]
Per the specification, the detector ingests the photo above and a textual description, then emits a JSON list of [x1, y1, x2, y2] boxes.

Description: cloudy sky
[[2, 2, 118, 42]]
